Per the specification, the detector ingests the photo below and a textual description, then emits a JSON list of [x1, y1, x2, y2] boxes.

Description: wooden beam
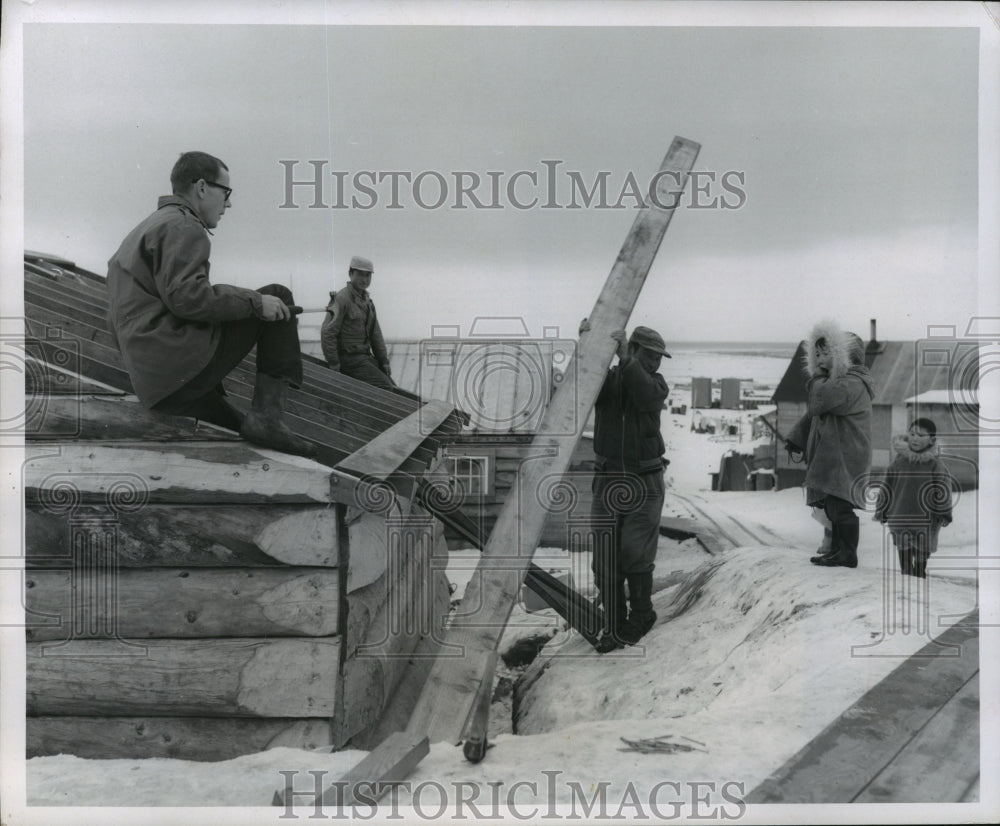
[[24, 567, 341, 641], [347, 569, 451, 751], [27, 716, 333, 761], [24, 442, 336, 505], [407, 137, 701, 746], [273, 731, 430, 808], [854, 673, 979, 802], [26, 503, 341, 568], [337, 400, 455, 481], [27, 637, 341, 717], [25, 394, 242, 442], [747, 614, 979, 803]]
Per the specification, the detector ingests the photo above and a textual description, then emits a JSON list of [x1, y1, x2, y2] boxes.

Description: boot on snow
[[810, 521, 859, 568], [241, 373, 317, 458], [619, 572, 657, 646]]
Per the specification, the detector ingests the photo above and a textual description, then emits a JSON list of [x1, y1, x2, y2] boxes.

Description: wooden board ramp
[[747, 611, 979, 803], [405, 137, 700, 752], [663, 491, 773, 553]]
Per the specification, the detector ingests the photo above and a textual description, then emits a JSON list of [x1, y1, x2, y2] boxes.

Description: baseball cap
[[349, 255, 374, 273]]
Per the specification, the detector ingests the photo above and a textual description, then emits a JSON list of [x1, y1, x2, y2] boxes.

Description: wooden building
[[22, 252, 467, 761], [770, 323, 980, 490], [305, 330, 599, 550]]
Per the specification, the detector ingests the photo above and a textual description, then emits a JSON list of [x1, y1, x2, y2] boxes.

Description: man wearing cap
[[320, 256, 395, 391], [589, 325, 671, 653]]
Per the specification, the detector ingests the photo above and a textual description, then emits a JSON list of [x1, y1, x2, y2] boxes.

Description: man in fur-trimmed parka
[[785, 320, 875, 569]]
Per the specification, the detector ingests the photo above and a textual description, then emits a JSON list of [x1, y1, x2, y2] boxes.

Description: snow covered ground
[[17, 403, 995, 824]]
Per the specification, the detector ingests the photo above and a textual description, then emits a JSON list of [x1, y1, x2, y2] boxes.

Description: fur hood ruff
[[802, 318, 866, 379]]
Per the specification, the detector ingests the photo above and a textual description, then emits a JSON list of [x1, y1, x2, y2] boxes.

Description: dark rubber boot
[[812, 519, 858, 568], [241, 373, 317, 458], [619, 572, 657, 645]]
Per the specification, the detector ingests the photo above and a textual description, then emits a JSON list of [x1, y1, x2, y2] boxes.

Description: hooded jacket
[[592, 354, 669, 474], [786, 320, 875, 507], [106, 196, 265, 407], [875, 439, 953, 527]]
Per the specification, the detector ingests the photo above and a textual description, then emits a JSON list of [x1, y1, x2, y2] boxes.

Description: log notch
[[23, 440, 350, 760]]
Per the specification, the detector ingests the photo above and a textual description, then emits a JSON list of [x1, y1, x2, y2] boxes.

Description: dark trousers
[[340, 353, 396, 392], [152, 284, 303, 431], [823, 495, 860, 558], [590, 469, 665, 580], [892, 523, 941, 578]]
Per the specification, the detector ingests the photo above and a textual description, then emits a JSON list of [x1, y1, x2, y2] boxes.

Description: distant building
[[720, 378, 742, 410], [305, 332, 597, 548], [770, 321, 980, 490], [691, 376, 713, 409]]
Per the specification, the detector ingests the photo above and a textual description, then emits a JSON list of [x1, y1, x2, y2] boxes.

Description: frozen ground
[[20, 405, 990, 823]]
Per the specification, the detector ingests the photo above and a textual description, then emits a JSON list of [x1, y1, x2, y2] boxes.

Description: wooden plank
[[407, 137, 701, 745], [747, 614, 979, 803], [27, 637, 340, 717], [27, 716, 333, 761], [273, 731, 430, 807], [337, 400, 455, 481], [26, 503, 340, 568], [338, 517, 440, 744], [855, 673, 979, 802], [24, 567, 341, 641], [25, 394, 242, 442], [24, 357, 126, 397], [347, 569, 451, 751], [24, 442, 335, 505], [658, 516, 701, 541], [326, 732, 429, 807]]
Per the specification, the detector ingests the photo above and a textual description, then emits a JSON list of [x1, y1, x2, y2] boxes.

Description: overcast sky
[[11, 3, 998, 346]]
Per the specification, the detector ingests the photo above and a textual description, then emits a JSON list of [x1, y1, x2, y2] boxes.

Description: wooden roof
[[23, 252, 464, 479], [771, 338, 979, 406]]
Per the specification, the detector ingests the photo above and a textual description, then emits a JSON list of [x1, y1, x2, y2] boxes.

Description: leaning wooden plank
[[523, 564, 604, 647], [854, 673, 979, 803], [336, 400, 455, 481], [27, 637, 340, 717], [407, 137, 701, 746], [24, 567, 341, 641], [24, 442, 334, 505], [25, 394, 242, 442], [25, 504, 340, 569], [27, 716, 333, 762], [746, 614, 979, 803], [273, 731, 430, 808]]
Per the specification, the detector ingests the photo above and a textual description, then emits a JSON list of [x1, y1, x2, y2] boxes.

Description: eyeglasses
[[203, 180, 233, 201]]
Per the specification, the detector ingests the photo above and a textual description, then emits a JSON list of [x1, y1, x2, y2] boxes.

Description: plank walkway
[[747, 612, 979, 803], [661, 492, 981, 804]]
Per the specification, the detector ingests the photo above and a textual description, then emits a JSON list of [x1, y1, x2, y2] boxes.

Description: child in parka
[[874, 418, 953, 578], [785, 320, 875, 569]]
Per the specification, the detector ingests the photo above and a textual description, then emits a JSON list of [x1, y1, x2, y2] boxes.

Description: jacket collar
[[157, 195, 210, 232], [346, 281, 369, 301]]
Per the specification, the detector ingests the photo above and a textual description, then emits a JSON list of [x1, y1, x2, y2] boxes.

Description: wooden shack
[[22, 252, 466, 761], [302, 333, 598, 550]]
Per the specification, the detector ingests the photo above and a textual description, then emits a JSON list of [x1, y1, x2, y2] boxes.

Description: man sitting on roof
[[106, 150, 315, 458], [320, 256, 396, 392]]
